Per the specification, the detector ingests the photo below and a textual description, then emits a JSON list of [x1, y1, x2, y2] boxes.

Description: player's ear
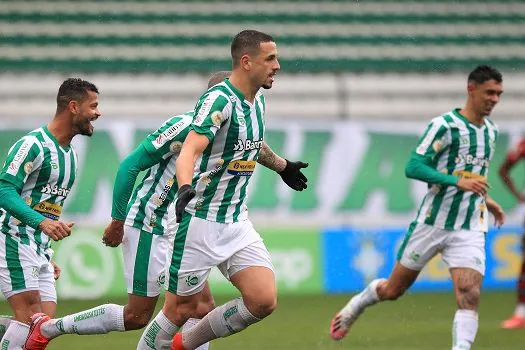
[[467, 81, 477, 95], [68, 100, 80, 114], [240, 54, 251, 71]]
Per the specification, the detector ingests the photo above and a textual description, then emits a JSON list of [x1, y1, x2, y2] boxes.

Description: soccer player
[[24, 66, 307, 350], [330, 65, 505, 350], [499, 138, 525, 329], [138, 30, 307, 350], [0, 78, 100, 349]]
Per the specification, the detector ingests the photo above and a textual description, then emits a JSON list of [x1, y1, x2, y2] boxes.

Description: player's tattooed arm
[[257, 142, 287, 172]]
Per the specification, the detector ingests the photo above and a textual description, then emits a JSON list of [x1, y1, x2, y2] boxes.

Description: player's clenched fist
[[38, 218, 74, 241], [456, 178, 490, 196], [175, 184, 196, 223]]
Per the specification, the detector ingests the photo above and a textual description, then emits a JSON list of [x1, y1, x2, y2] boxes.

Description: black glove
[[175, 184, 196, 223], [278, 159, 309, 191]]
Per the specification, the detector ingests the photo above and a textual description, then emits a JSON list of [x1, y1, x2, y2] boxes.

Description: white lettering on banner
[[54, 232, 117, 299]]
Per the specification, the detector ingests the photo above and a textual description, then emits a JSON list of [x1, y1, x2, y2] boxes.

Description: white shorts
[[0, 233, 56, 302], [166, 213, 274, 296], [122, 226, 169, 297], [397, 222, 486, 275]]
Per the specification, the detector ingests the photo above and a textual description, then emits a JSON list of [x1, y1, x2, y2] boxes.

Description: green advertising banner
[[1, 121, 524, 227], [52, 227, 322, 299]]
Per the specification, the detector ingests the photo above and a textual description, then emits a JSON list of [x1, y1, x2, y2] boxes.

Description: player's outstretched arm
[[104, 145, 159, 247], [174, 131, 210, 222], [258, 142, 308, 191]]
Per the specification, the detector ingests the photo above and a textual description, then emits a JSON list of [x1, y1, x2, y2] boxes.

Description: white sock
[[0, 315, 12, 339], [41, 304, 125, 339], [181, 318, 209, 350], [452, 310, 478, 350], [183, 297, 260, 349], [0, 320, 29, 349], [515, 303, 525, 318], [137, 310, 178, 350], [341, 278, 384, 318]]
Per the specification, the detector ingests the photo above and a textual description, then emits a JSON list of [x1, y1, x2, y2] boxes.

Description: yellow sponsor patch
[[452, 170, 486, 180], [227, 160, 256, 176], [34, 201, 63, 220]]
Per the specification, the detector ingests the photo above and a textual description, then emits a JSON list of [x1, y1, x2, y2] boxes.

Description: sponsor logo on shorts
[[157, 273, 165, 287], [409, 251, 421, 263], [185, 275, 199, 287], [32, 267, 40, 279]]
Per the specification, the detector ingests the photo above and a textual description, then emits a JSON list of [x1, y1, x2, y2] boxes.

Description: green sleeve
[[0, 180, 45, 229], [111, 145, 159, 221], [405, 153, 458, 186]]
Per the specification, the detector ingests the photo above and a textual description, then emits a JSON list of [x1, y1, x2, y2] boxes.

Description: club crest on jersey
[[237, 116, 246, 126]]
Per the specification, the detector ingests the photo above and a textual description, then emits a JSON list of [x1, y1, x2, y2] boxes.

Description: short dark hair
[[207, 71, 231, 88], [468, 65, 502, 85], [231, 30, 274, 67], [56, 78, 99, 112]]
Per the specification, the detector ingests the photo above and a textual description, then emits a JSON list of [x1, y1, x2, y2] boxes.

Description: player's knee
[[195, 298, 216, 318], [244, 293, 277, 319], [457, 283, 481, 309], [123, 305, 155, 330]]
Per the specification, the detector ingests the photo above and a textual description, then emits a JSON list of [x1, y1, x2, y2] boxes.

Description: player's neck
[[459, 107, 485, 127], [228, 74, 257, 103], [48, 116, 74, 147]]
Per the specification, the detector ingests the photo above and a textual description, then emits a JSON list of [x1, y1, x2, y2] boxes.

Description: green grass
[[3, 292, 523, 349]]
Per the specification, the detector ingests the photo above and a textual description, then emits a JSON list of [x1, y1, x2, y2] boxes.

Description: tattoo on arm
[[257, 142, 286, 172]]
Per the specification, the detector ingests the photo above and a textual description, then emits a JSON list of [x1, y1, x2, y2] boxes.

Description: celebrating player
[[330, 65, 505, 350]]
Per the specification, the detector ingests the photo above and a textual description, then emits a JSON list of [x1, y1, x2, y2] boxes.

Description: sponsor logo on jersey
[[34, 201, 63, 220], [205, 159, 224, 181], [194, 96, 213, 126], [8, 141, 31, 173], [454, 154, 489, 168], [227, 160, 256, 176], [41, 184, 71, 198], [153, 120, 187, 148], [232, 139, 263, 152], [452, 170, 486, 180], [152, 178, 176, 207]]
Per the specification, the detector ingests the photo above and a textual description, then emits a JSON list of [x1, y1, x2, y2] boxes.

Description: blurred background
[[1, 0, 525, 348]]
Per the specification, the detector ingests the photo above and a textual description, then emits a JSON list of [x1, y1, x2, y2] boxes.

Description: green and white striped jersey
[[0, 126, 78, 256], [413, 109, 498, 232], [125, 113, 193, 234], [186, 79, 265, 223]]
